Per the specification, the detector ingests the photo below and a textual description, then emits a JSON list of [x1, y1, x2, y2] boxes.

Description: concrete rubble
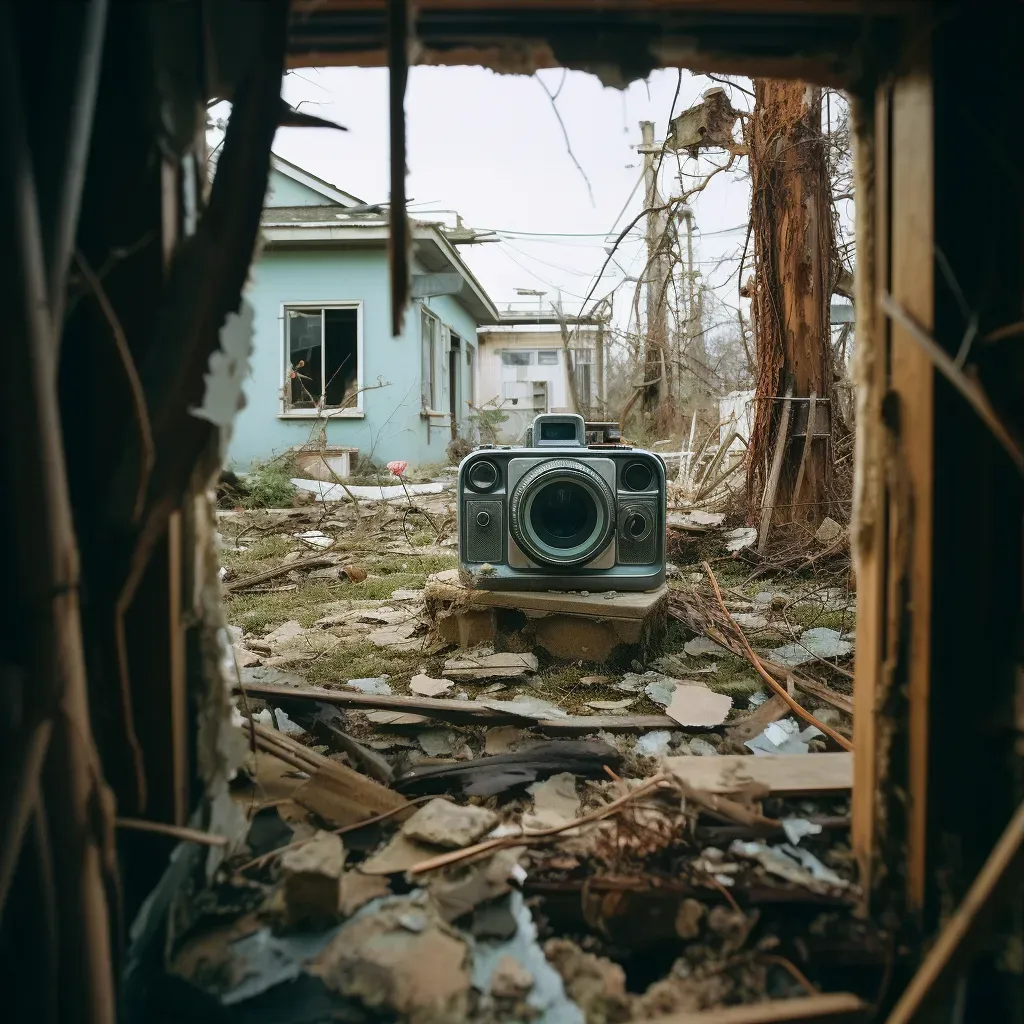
[[165, 498, 868, 1021]]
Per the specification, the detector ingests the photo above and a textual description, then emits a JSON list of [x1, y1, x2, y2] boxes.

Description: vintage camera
[[458, 413, 667, 592]]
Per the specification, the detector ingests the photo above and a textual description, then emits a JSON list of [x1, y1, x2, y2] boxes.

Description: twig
[[115, 817, 229, 847], [535, 74, 594, 205], [408, 773, 671, 875], [881, 293, 1024, 474], [984, 320, 1024, 343], [700, 561, 854, 752], [757, 953, 819, 995], [224, 552, 335, 593]]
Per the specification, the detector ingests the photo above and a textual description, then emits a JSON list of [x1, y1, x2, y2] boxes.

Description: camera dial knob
[[476, 510, 491, 527]]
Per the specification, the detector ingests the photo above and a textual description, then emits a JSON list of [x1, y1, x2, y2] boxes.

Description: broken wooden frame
[[2, 1, 1022, 1021]]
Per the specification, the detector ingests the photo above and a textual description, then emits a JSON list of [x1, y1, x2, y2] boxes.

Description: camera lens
[[622, 461, 654, 491], [509, 458, 615, 567], [467, 459, 499, 492], [529, 481, 596, 548]]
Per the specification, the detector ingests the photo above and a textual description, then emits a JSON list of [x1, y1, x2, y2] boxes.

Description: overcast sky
[[264, 65, 753, 340]]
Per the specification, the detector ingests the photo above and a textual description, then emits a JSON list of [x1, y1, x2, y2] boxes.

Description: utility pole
[[638, 121, 671, 420], [679, 204, 710, 410]]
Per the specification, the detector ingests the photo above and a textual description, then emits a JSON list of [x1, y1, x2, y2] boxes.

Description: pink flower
[[387, 460, 408, 478]]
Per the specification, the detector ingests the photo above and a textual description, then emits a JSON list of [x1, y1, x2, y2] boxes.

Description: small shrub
[[242, 458, 297, 509]]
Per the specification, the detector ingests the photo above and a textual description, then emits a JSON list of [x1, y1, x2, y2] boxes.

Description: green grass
[[228, 581, 338, 632], [305, 639, 424, 685], [220, 534, 294, 578], [787, 605, 854, 631], [368, 553, 457, 576]]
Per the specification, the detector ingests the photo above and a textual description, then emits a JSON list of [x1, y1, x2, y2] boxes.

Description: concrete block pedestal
[[424, 569, 668, 663]]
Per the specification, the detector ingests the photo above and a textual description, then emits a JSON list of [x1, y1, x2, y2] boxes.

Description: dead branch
[[535, 73, 594, 206], [701, 561, 854, 751], [224, 552, 336, 593]]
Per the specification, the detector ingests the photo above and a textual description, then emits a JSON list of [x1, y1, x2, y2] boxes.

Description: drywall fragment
[[665, 684, 732, 727], [264, 620, 304, 645], [346, 677, 393, 696], [770, 627, 853, 667], [635, 731, 673, 757], [585, 698, 636, 712], [444, 652, 539, 680], [725, 526, 758, 552], [410, 673, 455, 697], [684, 636, 730, 657], [523, 772, 580, 831]]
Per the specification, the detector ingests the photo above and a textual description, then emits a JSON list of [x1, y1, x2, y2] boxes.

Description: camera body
[[457, 413, 667, 593]]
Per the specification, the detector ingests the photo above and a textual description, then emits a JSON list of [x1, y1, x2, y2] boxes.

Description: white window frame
[[279, 300, 365, 419], [537, 349, 560, 366], [420, 305, 451, 419]]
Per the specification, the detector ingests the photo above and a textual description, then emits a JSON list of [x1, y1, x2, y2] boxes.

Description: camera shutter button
[[476, 510, 491, 527]]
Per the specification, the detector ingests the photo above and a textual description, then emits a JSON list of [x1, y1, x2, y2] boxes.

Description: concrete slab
[[424, 569, 668, 662]]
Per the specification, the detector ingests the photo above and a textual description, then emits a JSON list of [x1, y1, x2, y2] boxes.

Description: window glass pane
[[501, 350, 533, 366], [571, 347, 594, 366], [287, 309, 322, 408], [537, 350, 559, 365], [324, 308, 359, 407]]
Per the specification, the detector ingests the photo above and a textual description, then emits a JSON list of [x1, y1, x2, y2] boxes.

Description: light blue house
[[228, 155, 501, 473]]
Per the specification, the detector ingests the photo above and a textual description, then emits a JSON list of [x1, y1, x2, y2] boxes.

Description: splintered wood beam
[[885, 801, 1024, 1024]]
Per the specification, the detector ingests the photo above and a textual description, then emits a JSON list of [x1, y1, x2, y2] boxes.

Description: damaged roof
[[286, 0, 929, 89]]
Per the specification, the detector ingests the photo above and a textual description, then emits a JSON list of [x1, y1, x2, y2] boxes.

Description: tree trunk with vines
[[746, 80, 835, 529]]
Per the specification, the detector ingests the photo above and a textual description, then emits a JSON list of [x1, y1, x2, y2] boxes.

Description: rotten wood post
[[747, 80, 836, 528]]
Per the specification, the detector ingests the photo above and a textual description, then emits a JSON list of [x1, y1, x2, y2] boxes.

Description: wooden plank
[[237, 680, 679, 732], [888, 70, 934, 916], [850, 87, 886, 910], [757, 384, 794, 554], [886, 801, 1024, 1024], [663, 753, 852, 796], [637, 992, 868, 1023]]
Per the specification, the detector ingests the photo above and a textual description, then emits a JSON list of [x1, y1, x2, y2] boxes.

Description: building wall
[[228, 246, 479, 471], [265, 169, 336, 208]]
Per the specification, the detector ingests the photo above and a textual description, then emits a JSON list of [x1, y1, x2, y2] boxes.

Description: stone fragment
[[339, 871, 391, 917], [347, 677, 393, 695], [815, 517, 844, 545], [280, 830, 344, 926], [401, 798, 499, 849], [490, 955, 535, 999]]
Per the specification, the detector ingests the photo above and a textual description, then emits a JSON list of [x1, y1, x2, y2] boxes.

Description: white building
[[475, 326, 602, 443]]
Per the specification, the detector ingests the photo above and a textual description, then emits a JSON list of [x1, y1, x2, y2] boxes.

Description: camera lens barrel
[[509, 458, 615, 567]]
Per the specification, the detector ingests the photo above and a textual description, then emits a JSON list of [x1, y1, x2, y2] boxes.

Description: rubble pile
[[141, 489, 873, 1021]]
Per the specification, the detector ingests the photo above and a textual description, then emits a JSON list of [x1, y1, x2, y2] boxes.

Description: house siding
[[228, 247, 480, 471]]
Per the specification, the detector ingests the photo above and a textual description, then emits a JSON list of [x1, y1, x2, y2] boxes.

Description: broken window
[[537, 349, 559, 366], [285, 305, 360, 412], [502, 350, 533, 366]]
